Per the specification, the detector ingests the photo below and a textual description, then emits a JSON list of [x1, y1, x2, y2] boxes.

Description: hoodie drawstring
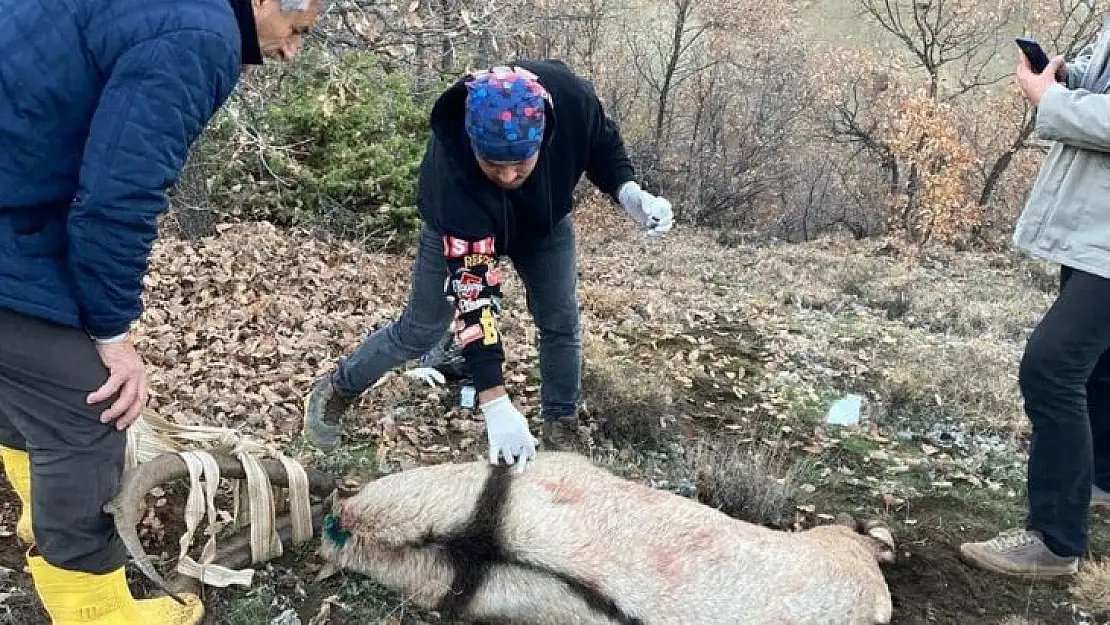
[[543, 152, 552, 233], [502, 192, 508, 257]]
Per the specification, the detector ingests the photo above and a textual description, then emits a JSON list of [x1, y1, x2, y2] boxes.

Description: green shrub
[[203, 49, 444, 250]]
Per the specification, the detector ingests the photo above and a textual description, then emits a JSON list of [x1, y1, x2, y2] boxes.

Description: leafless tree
[[856, 0, 1014, 101], [977, 0, 1103, 207]]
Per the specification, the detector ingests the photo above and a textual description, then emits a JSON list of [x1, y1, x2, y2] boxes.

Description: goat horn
[[211, 502, 328, 571], [160, 503, 330, 607], [103, 452, 339, 603], [861, 519, 896, 558]]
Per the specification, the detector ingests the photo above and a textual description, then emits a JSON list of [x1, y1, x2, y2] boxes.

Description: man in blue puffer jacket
[[0, 0, 320, 622]]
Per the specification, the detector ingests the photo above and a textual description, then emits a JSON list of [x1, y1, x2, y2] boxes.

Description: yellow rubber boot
[[0, 445, 33, 544], [27, 552, 205, 624]]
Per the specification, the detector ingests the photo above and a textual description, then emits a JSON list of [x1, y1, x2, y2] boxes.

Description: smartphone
[[1016, 37, 1050, 74]]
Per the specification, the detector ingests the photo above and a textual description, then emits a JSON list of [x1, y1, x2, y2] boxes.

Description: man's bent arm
[[581, 80, 635, 200], [1035, 83, 1110, 154], [1066, 43, 1094, 89], [441, 233, 508, 395], [68, 31, 238, 339]]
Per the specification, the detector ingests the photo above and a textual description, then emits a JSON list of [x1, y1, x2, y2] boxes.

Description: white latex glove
[[480, 395, 537, 472], [404, 366, 446, 387], [618, 181, 674, 234]]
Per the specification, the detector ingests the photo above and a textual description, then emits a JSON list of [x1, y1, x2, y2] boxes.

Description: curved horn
[[861, 519, 896, 564], [211, 502, 329, 571], [161, 503, 330, 605], [103, 452, 339, 602]]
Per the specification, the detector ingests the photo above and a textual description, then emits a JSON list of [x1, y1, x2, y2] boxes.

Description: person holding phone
[[959, 27, 1110, 579]]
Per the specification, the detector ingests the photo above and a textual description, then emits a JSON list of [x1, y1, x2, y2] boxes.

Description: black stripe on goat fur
[[414, 464, 644, 625]]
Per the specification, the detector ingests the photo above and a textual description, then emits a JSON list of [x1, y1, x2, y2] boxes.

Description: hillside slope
[[0, 194, 1106, 624]]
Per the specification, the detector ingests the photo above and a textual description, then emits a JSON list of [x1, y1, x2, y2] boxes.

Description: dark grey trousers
[[333, 216, 583, 419], [0, 307, 127, 573]]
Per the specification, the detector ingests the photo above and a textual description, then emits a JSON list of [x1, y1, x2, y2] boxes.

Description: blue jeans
[[333, 217, 582, 421]]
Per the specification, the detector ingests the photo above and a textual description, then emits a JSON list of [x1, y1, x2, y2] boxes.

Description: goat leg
[[104, 452, 338, 604]]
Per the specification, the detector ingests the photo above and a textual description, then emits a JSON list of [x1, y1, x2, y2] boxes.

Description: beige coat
[[1014, 17, 1110, 279]]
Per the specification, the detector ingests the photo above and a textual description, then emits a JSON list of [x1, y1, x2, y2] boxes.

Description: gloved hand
[[404, 366, 446, 387], [480, 394, 537, 472], [618, 181, 674, 234]]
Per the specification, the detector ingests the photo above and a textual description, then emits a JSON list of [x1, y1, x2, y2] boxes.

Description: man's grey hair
[[281, 0, 334, 13], [280, 0, 310, 12]]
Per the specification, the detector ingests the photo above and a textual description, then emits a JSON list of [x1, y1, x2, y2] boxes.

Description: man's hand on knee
[[87, 337, 149, 430]]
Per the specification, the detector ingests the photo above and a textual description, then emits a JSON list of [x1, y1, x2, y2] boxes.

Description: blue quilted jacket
[[0, 0, 253, 338]]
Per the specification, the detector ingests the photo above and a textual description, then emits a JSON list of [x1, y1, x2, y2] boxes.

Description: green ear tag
[[323, 514, 351, 548]]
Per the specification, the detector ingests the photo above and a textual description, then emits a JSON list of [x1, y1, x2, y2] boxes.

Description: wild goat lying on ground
[[107, 450, 894, 624], [315, 451, 896, 625]]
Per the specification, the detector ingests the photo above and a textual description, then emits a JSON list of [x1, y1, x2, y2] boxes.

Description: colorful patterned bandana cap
[[464, 66, 549, 163]]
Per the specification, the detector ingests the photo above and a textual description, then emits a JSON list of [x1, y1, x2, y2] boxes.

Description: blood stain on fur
[[538, 478, 585, 504]]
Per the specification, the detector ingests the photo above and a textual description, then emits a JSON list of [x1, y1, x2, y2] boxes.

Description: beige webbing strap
[[277, 453, 314, 545], [121, 412, 316, 587], [173, 451, 256, 587], [125, 411, 271, 466], [125, 427, 140, 471], [237, 448, 281, 563]]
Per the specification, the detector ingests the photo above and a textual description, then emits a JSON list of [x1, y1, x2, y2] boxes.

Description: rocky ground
[[1, 193, 1109, 624]]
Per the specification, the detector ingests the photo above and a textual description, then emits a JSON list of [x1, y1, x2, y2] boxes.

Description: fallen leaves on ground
[[137, 192, 1045, 515]]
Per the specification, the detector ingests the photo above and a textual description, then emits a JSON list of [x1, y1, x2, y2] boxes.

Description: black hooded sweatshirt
[[417, 59, 635, 394]]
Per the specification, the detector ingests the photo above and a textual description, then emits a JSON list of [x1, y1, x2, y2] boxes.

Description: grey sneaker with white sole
[[959, 529, 1078, 579], [1093, 484, 1110, 508]]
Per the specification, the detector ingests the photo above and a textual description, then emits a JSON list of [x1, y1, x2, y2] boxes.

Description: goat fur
[[315, 451, 894, 624]]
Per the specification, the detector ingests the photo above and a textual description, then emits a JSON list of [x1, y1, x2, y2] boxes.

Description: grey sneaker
[[541, 415, 583, 452], [302, 373, 354, 452], [959, 529, 1078, 579], [1093, 484, 1110, 509]]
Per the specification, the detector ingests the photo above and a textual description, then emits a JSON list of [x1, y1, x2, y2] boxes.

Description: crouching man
[[0, 0, 319, 621], [960, 26, 1110, 579], [303, 61, 674, 468]]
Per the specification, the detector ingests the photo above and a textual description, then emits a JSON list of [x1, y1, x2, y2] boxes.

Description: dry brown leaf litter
[[137, 221, 412, 437], [134, 194, 1048, 497]]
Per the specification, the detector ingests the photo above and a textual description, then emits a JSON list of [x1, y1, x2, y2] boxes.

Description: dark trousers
[[333, 216, 582, 420], [0, 308, 127, 573], [1023, 265, 1110, 557]]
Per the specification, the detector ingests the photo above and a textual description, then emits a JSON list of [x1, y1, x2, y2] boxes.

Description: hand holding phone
[[1016, 37, 1051, 74], [1014, 36, 1066, 104]]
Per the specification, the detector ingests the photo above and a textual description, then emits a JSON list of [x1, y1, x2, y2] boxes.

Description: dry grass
[[741, 238, 1053, 341], [878, 336, 1024, 433], [997, 617, 1047, 625], [1070, 558, 1110, 613], [578, 337, 676, 452], [579, 281, 638, 318], [658, 232, 1042, 439], [687, 434, 813, 529]]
